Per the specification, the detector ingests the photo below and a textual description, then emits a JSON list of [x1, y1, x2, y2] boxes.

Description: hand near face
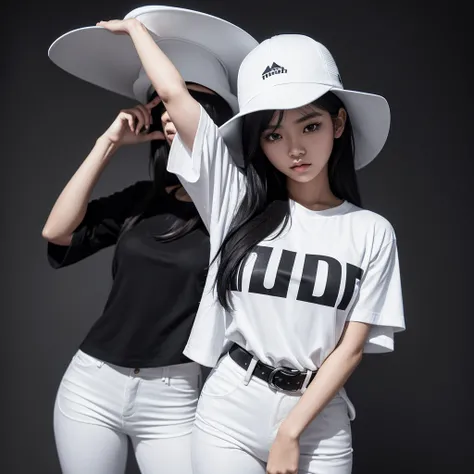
[[101, 97, 165, 147]]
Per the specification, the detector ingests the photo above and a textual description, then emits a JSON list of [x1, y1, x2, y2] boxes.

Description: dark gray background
[[2, 0, 472, 473]]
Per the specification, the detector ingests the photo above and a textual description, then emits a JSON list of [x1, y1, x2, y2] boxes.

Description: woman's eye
[[265, 132, 281, 142], [304, 123, 321, 132]]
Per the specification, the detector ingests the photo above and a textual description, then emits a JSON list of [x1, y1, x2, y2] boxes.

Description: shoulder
[[344, 203, 397, 248], [90, 180, 154, 211], [119, 180, 154, 201], [129, 180, 153, 193]]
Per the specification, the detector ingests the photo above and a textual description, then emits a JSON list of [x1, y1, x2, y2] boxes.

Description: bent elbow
[[41, 226, 54, 241], [41, 227, 71, 246], [160, 83, 188, 104]]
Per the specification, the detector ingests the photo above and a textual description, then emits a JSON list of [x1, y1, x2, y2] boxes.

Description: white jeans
[[191, 354, 353, 474], [54, 350, 201, 474]]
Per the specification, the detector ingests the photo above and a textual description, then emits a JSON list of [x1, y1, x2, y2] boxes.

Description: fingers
[[96, 20, 120, 28], [139, 130, 166, 143], [118, 105, 151, 135], [132, 106, 148, 135], [95, 20, 128, 35], [96, 20, 114, 29], [116, 101, 158, 140], [96, 19, 137, 34], [118, 111, 135, 133], [145, 96, 162, 110]]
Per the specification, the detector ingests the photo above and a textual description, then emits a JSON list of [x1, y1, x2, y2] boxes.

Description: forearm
[[127, 20, 187, 102], [279, 345, 363, 440], [42, 136, 118, 244]]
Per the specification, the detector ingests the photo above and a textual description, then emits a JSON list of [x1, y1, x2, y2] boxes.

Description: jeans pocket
[[168, 374, 201, 394], [72, 350, 102, 369], [200, 364, 242, 399]]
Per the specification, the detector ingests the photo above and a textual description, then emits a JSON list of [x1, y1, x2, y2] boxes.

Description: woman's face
[[161, 83, 216, 145], [259, 104, 346, 185]]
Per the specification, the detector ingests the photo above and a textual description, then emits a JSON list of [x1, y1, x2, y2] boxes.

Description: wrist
[[278, 420, 302, 441], [96, 135, 120, 158], [127, 18, 146, 35]]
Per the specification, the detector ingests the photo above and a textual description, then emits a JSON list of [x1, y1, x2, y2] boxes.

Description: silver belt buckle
[[268, 367, 301, 393]]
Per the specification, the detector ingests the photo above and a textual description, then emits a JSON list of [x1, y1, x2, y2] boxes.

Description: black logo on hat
[[262, 62, 287, 80]]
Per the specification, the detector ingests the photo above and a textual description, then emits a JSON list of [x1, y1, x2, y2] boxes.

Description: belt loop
[[300, 370, 313, 393], [243, 357, 258, 386], [162, 366, 170, 385]]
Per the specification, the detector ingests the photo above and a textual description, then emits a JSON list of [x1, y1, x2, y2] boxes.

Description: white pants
[[191, 354, 353, 474], [54, 350, 201, 474]]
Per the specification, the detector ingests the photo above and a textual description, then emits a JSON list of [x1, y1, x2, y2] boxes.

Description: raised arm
[[97, 19, 245, 237], [97, 19, 201, 152], [42, 100, 162, 245]]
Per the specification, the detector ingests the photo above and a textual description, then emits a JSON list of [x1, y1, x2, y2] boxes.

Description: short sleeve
[[47, 181, 152, 269], [346, 237, 405, 353], [167, 105, 245, 240]]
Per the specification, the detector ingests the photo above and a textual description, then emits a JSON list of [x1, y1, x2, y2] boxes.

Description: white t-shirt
[[168, 106, 405, 371]]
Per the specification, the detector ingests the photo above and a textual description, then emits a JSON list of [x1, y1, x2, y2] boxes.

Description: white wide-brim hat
[[47, 5, 259, 114], [220, 34, 390, 170]]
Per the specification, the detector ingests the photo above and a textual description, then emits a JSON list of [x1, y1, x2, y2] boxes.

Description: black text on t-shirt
[[231, 245, 364, 310]]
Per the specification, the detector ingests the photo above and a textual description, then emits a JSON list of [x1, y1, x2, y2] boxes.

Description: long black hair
[[215, 91, 361, 311], [120, 87, 233, 241]]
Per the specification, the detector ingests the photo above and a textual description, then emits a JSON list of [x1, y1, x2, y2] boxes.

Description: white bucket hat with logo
[[47, 5, 259, 114], [220, 34, 391, 169]]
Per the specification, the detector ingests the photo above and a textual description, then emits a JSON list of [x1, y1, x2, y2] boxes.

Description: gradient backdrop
[[2, 0, 472, 473]]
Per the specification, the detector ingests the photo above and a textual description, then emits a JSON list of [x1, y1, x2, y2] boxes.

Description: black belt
[[228, 344, 317, 393]]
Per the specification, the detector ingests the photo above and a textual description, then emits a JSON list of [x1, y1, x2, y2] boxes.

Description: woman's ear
[[334, 107, 347, 139]]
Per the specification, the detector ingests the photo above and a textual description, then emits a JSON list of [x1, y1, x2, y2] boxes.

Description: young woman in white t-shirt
[[99, 19, 405, 474]]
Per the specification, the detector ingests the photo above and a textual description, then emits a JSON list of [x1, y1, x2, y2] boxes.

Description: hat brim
[[220, 83, 390, 170], [48, 5, 258, 112]]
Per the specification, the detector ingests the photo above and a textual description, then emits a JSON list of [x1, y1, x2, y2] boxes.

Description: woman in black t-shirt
[[42, 7, 258, 473], [43, 89, 231, 474]]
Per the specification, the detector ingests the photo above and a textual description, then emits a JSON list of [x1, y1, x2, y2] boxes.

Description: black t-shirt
[[48, 181, 210, 368]]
